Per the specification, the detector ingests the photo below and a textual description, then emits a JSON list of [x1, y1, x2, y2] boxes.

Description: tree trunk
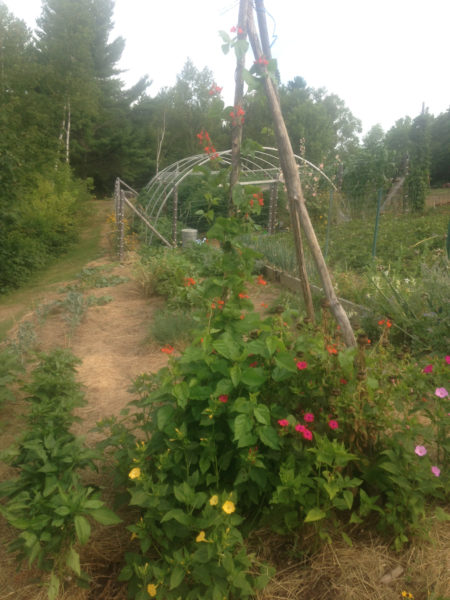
[[246, 3, 356, 346]]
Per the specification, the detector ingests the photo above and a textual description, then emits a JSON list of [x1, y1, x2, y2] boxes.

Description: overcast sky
[[3, 0, 450, 136]]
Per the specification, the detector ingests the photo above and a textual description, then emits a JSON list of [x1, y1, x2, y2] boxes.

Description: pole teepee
[[243, 0, 356, 347]]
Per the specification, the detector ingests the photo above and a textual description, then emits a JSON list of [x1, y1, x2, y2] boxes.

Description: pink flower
[[422, 364, 433, 374], [431, 466, 441, 477], [219, 395, 228, 403], [445, 356, 450, 365], [415, 445, 427, 457], [296, 361, 308, 370], [302, 429, 313, 441], [304, 413, 314, 423], [295, 424, 306, 433], [435, 387, 448, 398], [328, 419, 339, 430], [278, 419, 289, 427]]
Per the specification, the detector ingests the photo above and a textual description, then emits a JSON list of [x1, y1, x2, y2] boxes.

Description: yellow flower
[[196, 530, 207, 543], [128, 467, 141, 480], [147, 583, 157, 597], [209, 494, 219, 506], [222, 500, 235, 514]]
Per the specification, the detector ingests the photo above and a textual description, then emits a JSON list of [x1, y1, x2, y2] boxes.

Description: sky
[[3, 0, 450, 136]]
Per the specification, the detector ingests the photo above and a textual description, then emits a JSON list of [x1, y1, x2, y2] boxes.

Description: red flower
[[423, 364, 433, 374], [328, 419, 339, 430], [230, 26, 236, 33], [161, 345, 174, 354], [249, 361, 258, 368], [257, 275, 267, 285], [296, 361, 308, 370], [278, 419, 289, 427], [326, 345, 338, 355], [219, 395, 228, 403], [238, 292, 249, 299], [340, 378, 348, 385]]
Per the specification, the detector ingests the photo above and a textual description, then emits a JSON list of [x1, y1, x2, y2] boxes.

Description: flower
[[328, 419, 339, 430], [147, 583, 157, 597], [184, 276, 196, 287], [435, 387, 448, 398], [304, 412, 314, 423], [238, 292, 249, 299], [296, 361, 308, 370], [161, 345, 174, 354], [219, 394, 228, 403], [422, 364, 433, 373], [196, 530, 208, 542], [414, 445, 427, 457], [128, 467, 141, 480], [340, 378, 348, 385], [278, 419, 289, 427], [445, 356, 450, 365], [302, 429, 313, 441], [431, 465, 441, 477], [230, 25, 236, 32], [222, 500, 236, 514], [326, 345, 338, 355], [209, 494, 219, 506], [257, 275, 267, 285], [295, 424, 306, 433]]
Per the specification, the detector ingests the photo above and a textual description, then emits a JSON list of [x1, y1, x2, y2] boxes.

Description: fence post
[[324, 188, 333, 258], [118, 189, 125, 262], [371, 188, 382, 258], [172, 184, 179, 245]]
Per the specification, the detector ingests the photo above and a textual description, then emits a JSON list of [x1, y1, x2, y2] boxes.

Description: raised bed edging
[[262, 265, 370, 315]]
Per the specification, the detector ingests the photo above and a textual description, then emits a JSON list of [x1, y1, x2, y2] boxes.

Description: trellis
[[135, 146, 336, 245]]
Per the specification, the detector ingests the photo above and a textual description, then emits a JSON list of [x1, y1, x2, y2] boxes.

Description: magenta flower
[[435, 387, 449, 398], [445, 356, 450, 365], [422, 364, 433, 374], [296, 361, 308, 370], [431, 466, 441, 477], [295, 424, 306, 433], [278, 419, 289, 427], [304, 412, 314, 423], [328, 419, 339, 430], [219, 394, 228, 403], [415, 445, 427, 457], [302, 429, 313, 441]]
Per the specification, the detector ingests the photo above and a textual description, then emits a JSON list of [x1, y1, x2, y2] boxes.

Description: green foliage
[[98, 188, 449, 598], [0, 347, 22, 409], [148, 308, 199, 346], [0, 349, 121, 599]]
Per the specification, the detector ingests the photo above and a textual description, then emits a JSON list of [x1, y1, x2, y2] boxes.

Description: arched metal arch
[[138, 147, 337, 228]]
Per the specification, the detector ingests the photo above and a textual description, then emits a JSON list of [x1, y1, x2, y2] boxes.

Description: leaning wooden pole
[[229, 0, 250, 208], [247, 3, 356, 346], [249, 1, 315, 322]]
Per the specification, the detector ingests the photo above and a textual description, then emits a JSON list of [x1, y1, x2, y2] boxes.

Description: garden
[[0, 1, 449, 599]]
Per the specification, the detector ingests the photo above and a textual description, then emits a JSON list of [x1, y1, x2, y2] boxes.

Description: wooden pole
[[247, 1, 315, 323], [229, 0, 250, 207], [247, 3, 356, 346]]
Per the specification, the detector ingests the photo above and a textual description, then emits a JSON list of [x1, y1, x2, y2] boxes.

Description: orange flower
[[161, 345, 174, 354], [257, 275, 267, 285], [326, 345, 338, 355], [238, 292, 249, 299]]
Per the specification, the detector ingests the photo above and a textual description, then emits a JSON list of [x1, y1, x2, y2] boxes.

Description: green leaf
[[258, 425, 279, 450], [48, 572, 60, 600], [66, 547, 81, 576], [169, 565, 185, 590], [74, 515, 91, 545], [173, 382, 189, 409], [241, 367, 267, 388], [254, 404, 270, 425], [88, 507, 122, 525], [343, 490, 354, 510], [341, 531, 353, 547], [233, 414, 257, 448], [161, 509, 190, 526], [213, 335, 241, 360], [274, 352, 297, 373], [304, 508, 326, 523], [157, 404, 174, 431], [230, 364, 241, 387]]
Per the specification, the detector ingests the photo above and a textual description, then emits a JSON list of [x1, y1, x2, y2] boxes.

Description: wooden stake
[[246, 3, 356, 346]]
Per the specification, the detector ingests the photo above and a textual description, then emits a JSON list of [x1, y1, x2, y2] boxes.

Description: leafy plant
[[0, 349, 121, 599]]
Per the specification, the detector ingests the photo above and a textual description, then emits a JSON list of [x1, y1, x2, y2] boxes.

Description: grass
[[0, 200, 111, 342]]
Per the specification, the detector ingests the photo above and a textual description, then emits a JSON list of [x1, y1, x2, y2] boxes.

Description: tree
[[430, 108, 450, 186], [406, 109, 432, 211]]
